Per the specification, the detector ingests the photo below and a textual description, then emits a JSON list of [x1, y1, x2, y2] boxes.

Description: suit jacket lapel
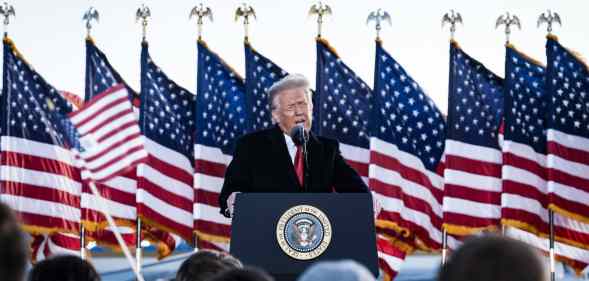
[[268, 126, 302, 190]]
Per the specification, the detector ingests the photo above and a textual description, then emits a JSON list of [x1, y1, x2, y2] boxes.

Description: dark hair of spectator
[[210, 267, 274, 281], [28, 255, 101, 281], [0, 202, 28, 281], [438, 234, 547, 281], [176, 249, 242, 281]]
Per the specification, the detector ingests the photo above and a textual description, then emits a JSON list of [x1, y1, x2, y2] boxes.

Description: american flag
[[443, 41, 504, 237], [31, 232, 80, 262], [506, 226, 589, 273], [315, 38, 410, 279], [0, 37, 81, 235], [545, 36, 589, 224], [82, 39, 139, 247], [501, 44, 589, 270], [370, 40, 459, 251], [314, 38, 371, 182], [194, 40, 246, 252], [376, 234, 406, 281], [501, 45, 589, 249], [69, 83, 147, 182], [138, 42, 196, 242], [244, 42, 287, 131]]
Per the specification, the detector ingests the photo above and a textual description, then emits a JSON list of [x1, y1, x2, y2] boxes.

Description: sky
[[3, 0, 589, 113]]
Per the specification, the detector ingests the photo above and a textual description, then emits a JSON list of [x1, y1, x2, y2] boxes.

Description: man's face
[[271, 87, 313, 134]]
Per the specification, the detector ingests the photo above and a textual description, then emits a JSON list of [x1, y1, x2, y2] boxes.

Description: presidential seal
[[276, 205, 332, 260]]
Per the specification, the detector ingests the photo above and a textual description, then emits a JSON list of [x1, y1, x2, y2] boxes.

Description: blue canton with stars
[[504, 47, 547, 154], [546, 38, 589, 137], [1, 39, 75, 147], [245, 43, 287, 131], [372, 41, 445, 171], [314, 39, 372, 148], [85, 39, 138, 102], [196, 41, 247, 155], [140, 43, 196, 160], [447, 43, 504, 149]]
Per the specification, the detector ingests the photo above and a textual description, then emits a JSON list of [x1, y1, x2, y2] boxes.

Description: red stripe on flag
[[195, 160, 226, 178]]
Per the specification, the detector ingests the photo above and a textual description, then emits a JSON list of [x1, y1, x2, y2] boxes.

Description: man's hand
[[226, 192, 240, 218], [372, 191, 382, 219]]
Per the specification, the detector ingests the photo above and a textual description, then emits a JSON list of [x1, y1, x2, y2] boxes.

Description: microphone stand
[[302, 130, 310, 192]]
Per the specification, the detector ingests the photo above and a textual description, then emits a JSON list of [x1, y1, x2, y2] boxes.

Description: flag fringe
[[194, 230, 231, 244], [82, 218, 135, 232], [502, 218, 589, 250], [506, 44, 545, 67], [548, 203, 589, 229], [197, 39, 245, 82], [442, 223, 498, 236], [21, 225, 79, 236], [548, 35, 589, 71], [138, 215, 192, 242], [316, 37, 342, 58], [375, 219, 412, 238]]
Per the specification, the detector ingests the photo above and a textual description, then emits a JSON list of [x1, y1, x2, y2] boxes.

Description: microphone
[[289, 124, 308, 146]]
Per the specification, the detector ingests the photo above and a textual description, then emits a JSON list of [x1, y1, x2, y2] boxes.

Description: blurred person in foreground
[[176, 249, 242, 281], [0, 202, 28, 281], [438, 235, 548, 281], [210, 267, 274, 281], [28, 255, 100, 281], [296, 260, 375, 281]]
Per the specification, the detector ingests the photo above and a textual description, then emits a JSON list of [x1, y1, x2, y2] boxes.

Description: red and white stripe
[[376, 234, 406, 281], [506, 226, 589, 273], [32, 232, 80, 262], [546, 129, 589, 222], [194, 144, 232, 252], [81, 173, 137, 229], [502, 139, 589, 248], [370, 137, 460, 250], [0, 136, 81, 234], [339, 142, 369, 183], [69, 84, 147, 182], [137, 139, 194, 241], [443, 139, 502, 234]]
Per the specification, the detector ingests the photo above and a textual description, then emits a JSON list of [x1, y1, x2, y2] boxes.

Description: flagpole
[[440, 9, 462, 266], [441, 228, 448, 264], [536, 12, 561, 281], [86, 180, 145, 281], [136, 217, 142, 276], [80, 225, 86, 259], [549, 209, 556, 281]]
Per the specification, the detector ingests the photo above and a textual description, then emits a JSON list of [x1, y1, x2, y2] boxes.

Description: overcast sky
[[4, 0, 589, 113]]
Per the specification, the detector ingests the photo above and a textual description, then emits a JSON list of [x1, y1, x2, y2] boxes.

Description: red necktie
[[294, 145, 304, 188]]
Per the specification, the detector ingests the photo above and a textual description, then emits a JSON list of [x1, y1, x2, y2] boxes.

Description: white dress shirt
[[283, 134, 297, 164]]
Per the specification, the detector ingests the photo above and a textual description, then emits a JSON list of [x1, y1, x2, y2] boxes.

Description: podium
[[230, 193, 378, 280]]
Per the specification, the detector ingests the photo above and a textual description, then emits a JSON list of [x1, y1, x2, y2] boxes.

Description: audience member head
[[0, 202, 28, 281], [297, 260, 375, 281], [438, 234, 547, 281], [28, 255, 100, 281], [176, 249, 242, 281], [210, 267, 274, 281]]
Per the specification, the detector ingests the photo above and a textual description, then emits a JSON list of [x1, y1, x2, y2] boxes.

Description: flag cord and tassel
[[549, 209, 556, 281], [87, 180, 145, 281]]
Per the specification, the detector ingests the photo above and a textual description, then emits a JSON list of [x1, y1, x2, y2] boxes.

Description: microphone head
[[289, 124, 307, 146]]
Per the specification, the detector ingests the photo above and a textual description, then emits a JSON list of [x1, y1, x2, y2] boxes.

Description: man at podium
[[219, 74, 370, 218]]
